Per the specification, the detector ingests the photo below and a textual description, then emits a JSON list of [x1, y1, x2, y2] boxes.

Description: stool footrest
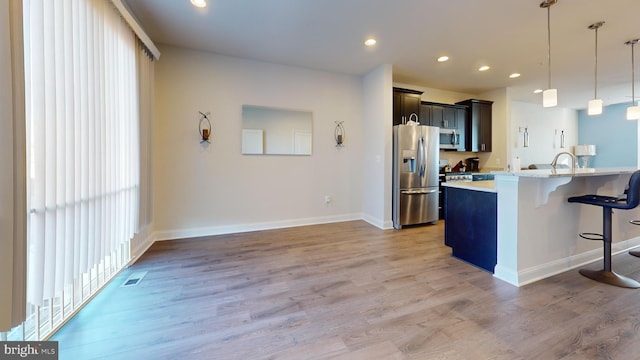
[[579, 232, 604, 241]]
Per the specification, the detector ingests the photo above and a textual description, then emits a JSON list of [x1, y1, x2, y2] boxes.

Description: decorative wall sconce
[[198, 111, 212, 143], [573, 144, 597, 168], [334, 121, 345, 147], [522, 127, 529, 147]]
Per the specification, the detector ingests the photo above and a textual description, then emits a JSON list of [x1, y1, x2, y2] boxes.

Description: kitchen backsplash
[[440, 151, 493, 172]]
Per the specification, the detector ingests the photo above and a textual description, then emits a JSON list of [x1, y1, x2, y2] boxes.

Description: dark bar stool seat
[[568, 170, 640, 288]]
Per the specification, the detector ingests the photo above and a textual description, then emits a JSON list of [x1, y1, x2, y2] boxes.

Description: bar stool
[[629, 219, 640, 257], [568, 170, 640, 288]]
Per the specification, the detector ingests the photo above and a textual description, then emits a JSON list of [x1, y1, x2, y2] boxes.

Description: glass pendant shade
[[588, 99, 603, 115], [543, 89, 557, 107], [627, 103, 640, 120]]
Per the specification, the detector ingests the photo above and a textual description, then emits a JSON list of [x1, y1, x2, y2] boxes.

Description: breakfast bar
[[444, 167, 640, 287], [494, 167, 640, 286]]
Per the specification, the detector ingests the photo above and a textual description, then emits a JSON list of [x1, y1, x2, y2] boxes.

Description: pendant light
[[626, 39, 640, 120], [540, 0, 557, 107], [587, 22, 604, 115]]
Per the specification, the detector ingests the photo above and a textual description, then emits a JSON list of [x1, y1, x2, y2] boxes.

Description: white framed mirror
[[241, 105, 313, 155]]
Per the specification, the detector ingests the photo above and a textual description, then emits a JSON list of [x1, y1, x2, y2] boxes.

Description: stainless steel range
[[438, 171, 472, 219], [445, 172, 472, 182]]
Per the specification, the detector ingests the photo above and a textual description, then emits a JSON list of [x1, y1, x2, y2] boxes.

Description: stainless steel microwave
[[439, 128, 460, 150]]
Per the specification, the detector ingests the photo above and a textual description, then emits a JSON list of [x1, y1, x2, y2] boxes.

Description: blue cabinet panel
[[444, 187, 497, 273]]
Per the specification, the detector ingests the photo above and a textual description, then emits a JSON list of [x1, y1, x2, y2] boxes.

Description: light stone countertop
[[442, 180, 496, 193], [441, 168, 638, 194], [492, 167, 638, 178]]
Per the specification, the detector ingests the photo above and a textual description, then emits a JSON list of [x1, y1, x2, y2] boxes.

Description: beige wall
[[152, 46, 367, 239], [510, 101, 578, 169], [362, 64, 393, 228]]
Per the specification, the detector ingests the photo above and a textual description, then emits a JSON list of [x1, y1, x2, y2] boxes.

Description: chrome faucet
[[550, 151, 578, 169]]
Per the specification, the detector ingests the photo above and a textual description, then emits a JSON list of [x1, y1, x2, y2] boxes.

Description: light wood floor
[[52, 220, 640, 359]]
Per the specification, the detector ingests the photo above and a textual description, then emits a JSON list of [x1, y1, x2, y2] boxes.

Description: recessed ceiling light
[[364, 38, 377, 46], [533, 89, 543, 94], [191, 0, 207, 7], [437, 56, 449, 62], [478, 65, 490, 72], [509, 73, 521, 78]]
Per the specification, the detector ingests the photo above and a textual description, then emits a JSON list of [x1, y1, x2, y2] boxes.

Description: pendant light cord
[[594, 27, 598, 99], [632, 42, 636, 105], [547, 5, 552, 90]]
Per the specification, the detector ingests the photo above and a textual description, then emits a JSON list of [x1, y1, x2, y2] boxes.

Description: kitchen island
[[444, 168, 640, 287]]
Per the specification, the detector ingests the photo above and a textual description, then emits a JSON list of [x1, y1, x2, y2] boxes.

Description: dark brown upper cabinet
[[456, 99, 493, 152], [420, 101, 467, 151], [393, 88, 422, 126]]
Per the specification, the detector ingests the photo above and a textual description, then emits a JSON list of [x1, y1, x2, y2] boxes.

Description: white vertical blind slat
[[63, 0, 75, 287], [137, 43, 153, 230], [42, 0, 57, 301], [26, 0, 46, 305], [53, 0, 66, 295]]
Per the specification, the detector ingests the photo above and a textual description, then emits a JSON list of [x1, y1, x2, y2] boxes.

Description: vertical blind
[[23, 0, 140, 306], [137, 44, 154, 231]]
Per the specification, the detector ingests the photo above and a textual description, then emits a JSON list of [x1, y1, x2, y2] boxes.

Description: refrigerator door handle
[[400, 188, 438, 195], [418, 136, 426, 178]]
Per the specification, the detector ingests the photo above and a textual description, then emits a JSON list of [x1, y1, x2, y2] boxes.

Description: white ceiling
[[123, 0, 640, 110]]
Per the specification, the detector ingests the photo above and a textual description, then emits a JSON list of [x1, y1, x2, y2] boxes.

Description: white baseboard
[[361, 213, 393, 229], [493, 264, 521, 286], [128, 224, 156, 266], [495, 236, 640, 287], [153, 213, 363, 242]]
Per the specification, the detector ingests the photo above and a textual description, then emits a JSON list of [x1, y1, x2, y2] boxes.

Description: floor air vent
[[121, 271, 148, 287]]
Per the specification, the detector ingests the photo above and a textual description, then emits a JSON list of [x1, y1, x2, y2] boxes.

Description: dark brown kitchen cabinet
[[421, 102, 448, 128], [393, 87, 422, 126], [420, 101, 467, 151], [442, 106, 457, 129], [430, 105, 443, 127], [456, 99, 493, 152], [454, 106, 467, 151], [420, 101, 464, 130], [419, 102, 431, 126]]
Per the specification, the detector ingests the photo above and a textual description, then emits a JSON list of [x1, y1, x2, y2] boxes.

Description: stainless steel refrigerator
[[393, 124, 439, 229]]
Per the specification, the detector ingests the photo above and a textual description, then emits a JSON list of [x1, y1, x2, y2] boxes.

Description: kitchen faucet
[[550, 151, 578, 169]]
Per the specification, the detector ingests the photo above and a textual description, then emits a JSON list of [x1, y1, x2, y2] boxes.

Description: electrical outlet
[[324, 195, 332, 204]]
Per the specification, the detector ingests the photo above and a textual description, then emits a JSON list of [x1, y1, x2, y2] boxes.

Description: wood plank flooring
[[51, 220, 640, 359]]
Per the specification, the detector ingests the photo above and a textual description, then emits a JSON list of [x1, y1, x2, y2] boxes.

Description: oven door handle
[[400, 189, 438, 195]]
